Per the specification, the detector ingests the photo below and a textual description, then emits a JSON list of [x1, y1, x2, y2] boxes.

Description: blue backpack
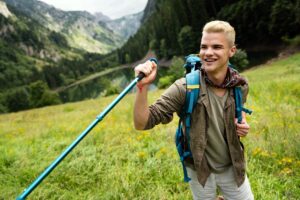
[[175, 55, 252, 182]]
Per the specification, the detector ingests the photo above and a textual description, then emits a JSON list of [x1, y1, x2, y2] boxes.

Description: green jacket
[[144, 72, 249, 187]]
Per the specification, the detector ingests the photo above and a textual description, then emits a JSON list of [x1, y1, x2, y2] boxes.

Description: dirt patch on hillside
[[266, 46, 300, 64]]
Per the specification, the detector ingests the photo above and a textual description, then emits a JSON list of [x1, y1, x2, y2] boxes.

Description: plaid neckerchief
[[203, 67, 247, 88]]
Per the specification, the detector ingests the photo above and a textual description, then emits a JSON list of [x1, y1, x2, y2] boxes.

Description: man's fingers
[[135, 61, 155, 76], [134, 60, 157, 87], [135, 64, 149, 76], [151, 60, 157, 69], [235, 118, 250, 137], [237, 129, 247, 137]]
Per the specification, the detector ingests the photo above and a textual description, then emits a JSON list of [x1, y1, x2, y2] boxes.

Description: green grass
[[241, 54, 300, 199], [1, 53, 299, 199]]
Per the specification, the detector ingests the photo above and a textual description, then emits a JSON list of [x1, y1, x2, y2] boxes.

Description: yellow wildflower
[[271, 152, 277, 157], [260, 150, 270, 157], [280, 167, 293, 175], [159, 147, 167, 154], [281, 157, 293, 164], [127, 138, 133, 143], [155, 147, 168, 158], [137, 151, 146, 159], [142, 131, 150, 137], [252, 147, 262, 156], [278, 157, 293, 166], [137, 135, 143, 141]]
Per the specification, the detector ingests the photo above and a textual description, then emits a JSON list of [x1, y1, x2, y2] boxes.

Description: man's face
[[199, 32, 236, 74]]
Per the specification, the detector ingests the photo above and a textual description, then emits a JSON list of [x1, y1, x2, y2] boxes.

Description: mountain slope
[[0, 1, 79, 76], [4, 0, 125, 53], [106, 12, 143, 40], [0, 0, 12, 17]]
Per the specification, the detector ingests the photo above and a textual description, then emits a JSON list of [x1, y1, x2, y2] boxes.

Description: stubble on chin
[[202, 63, 214, 73]]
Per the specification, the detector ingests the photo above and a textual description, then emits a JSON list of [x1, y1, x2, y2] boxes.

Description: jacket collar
[[198, 73, 234, 111]]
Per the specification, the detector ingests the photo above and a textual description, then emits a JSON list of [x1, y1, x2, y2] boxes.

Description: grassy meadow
[[0, 53, 299, 199]]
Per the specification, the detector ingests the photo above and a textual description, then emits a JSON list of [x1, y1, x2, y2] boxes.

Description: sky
[[39, 0, 148, 19]]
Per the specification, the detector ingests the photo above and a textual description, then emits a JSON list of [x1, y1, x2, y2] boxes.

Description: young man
[[133, 20, 254, 200]]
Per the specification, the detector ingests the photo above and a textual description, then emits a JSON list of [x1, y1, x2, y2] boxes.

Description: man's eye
[[200, 46, 207, 49], [213, 45, 223, 49]]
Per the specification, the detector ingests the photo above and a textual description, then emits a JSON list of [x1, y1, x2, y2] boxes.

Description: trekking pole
[[16, 58, 157, 200]]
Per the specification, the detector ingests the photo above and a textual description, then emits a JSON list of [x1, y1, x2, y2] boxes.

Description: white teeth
[[205, 59, 216, 62]]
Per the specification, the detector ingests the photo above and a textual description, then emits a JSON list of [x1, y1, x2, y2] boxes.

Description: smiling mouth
[[204, 58, 217, 64]]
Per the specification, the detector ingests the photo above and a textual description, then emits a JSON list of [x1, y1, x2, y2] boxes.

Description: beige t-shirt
[[205, 86, 232, 173]]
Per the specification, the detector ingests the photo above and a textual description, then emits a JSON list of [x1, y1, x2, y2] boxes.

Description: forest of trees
[[119, 0, 299, 62]]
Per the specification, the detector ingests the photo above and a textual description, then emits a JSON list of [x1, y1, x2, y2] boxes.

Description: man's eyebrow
[[212, 44, 224, 48]]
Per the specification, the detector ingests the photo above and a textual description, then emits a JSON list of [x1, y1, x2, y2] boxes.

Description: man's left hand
[[235, 118, 250, 137]]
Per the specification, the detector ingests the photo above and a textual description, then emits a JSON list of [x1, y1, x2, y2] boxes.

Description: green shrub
[[178, 26, 195, 54], [105, 85, 121, 96], [157, 56, 185, 89], [0, 103, 8, 113], [157, 75, 175, 89], [0, 93, 7, 113], [28, 80, 61, 108], [6, 87, 30, 112], [230, 49, 249, 71], [282, 35, 300, 46], [168, 56, 185, 80], [29, 81, 48, 107], [37, 91, 61, 107]]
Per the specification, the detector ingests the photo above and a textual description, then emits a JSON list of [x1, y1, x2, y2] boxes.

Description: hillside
[[0, 53, 299, 199], [0, 2, 81, 87], [0, 0, 144, 113], [0, 0, 11, 17], [105, 12, 143, 40], [4, 0, 131, 54], [0, 0, 86, 113]]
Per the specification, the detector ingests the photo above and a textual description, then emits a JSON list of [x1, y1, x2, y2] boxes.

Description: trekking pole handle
[[137, 58, 158, 81]]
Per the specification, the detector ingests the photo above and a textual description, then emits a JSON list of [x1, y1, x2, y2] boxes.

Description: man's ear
[[229, 45, 237, 58]]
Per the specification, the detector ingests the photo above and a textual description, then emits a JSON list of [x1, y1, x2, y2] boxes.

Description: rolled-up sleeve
[[144, 78, 186, 130]]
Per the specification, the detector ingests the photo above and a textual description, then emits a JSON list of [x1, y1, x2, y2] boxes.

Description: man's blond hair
[[203, 20, 236, 47]]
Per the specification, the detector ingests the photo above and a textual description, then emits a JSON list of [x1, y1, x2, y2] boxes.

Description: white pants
[[187, 167, 254, 200]]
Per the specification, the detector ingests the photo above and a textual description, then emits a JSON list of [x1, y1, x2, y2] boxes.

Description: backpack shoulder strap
[[185, 69, 200, 115], [228, 63, 252, 123], [177, 69, 200, 182], [234, 86, 252, 123], [184, 69, 200, 152]]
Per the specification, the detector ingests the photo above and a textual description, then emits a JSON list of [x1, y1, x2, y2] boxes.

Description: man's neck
[[206, 67, 228, 85]]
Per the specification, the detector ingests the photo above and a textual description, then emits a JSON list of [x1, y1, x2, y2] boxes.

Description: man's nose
[[205, 47, 213, 55]]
